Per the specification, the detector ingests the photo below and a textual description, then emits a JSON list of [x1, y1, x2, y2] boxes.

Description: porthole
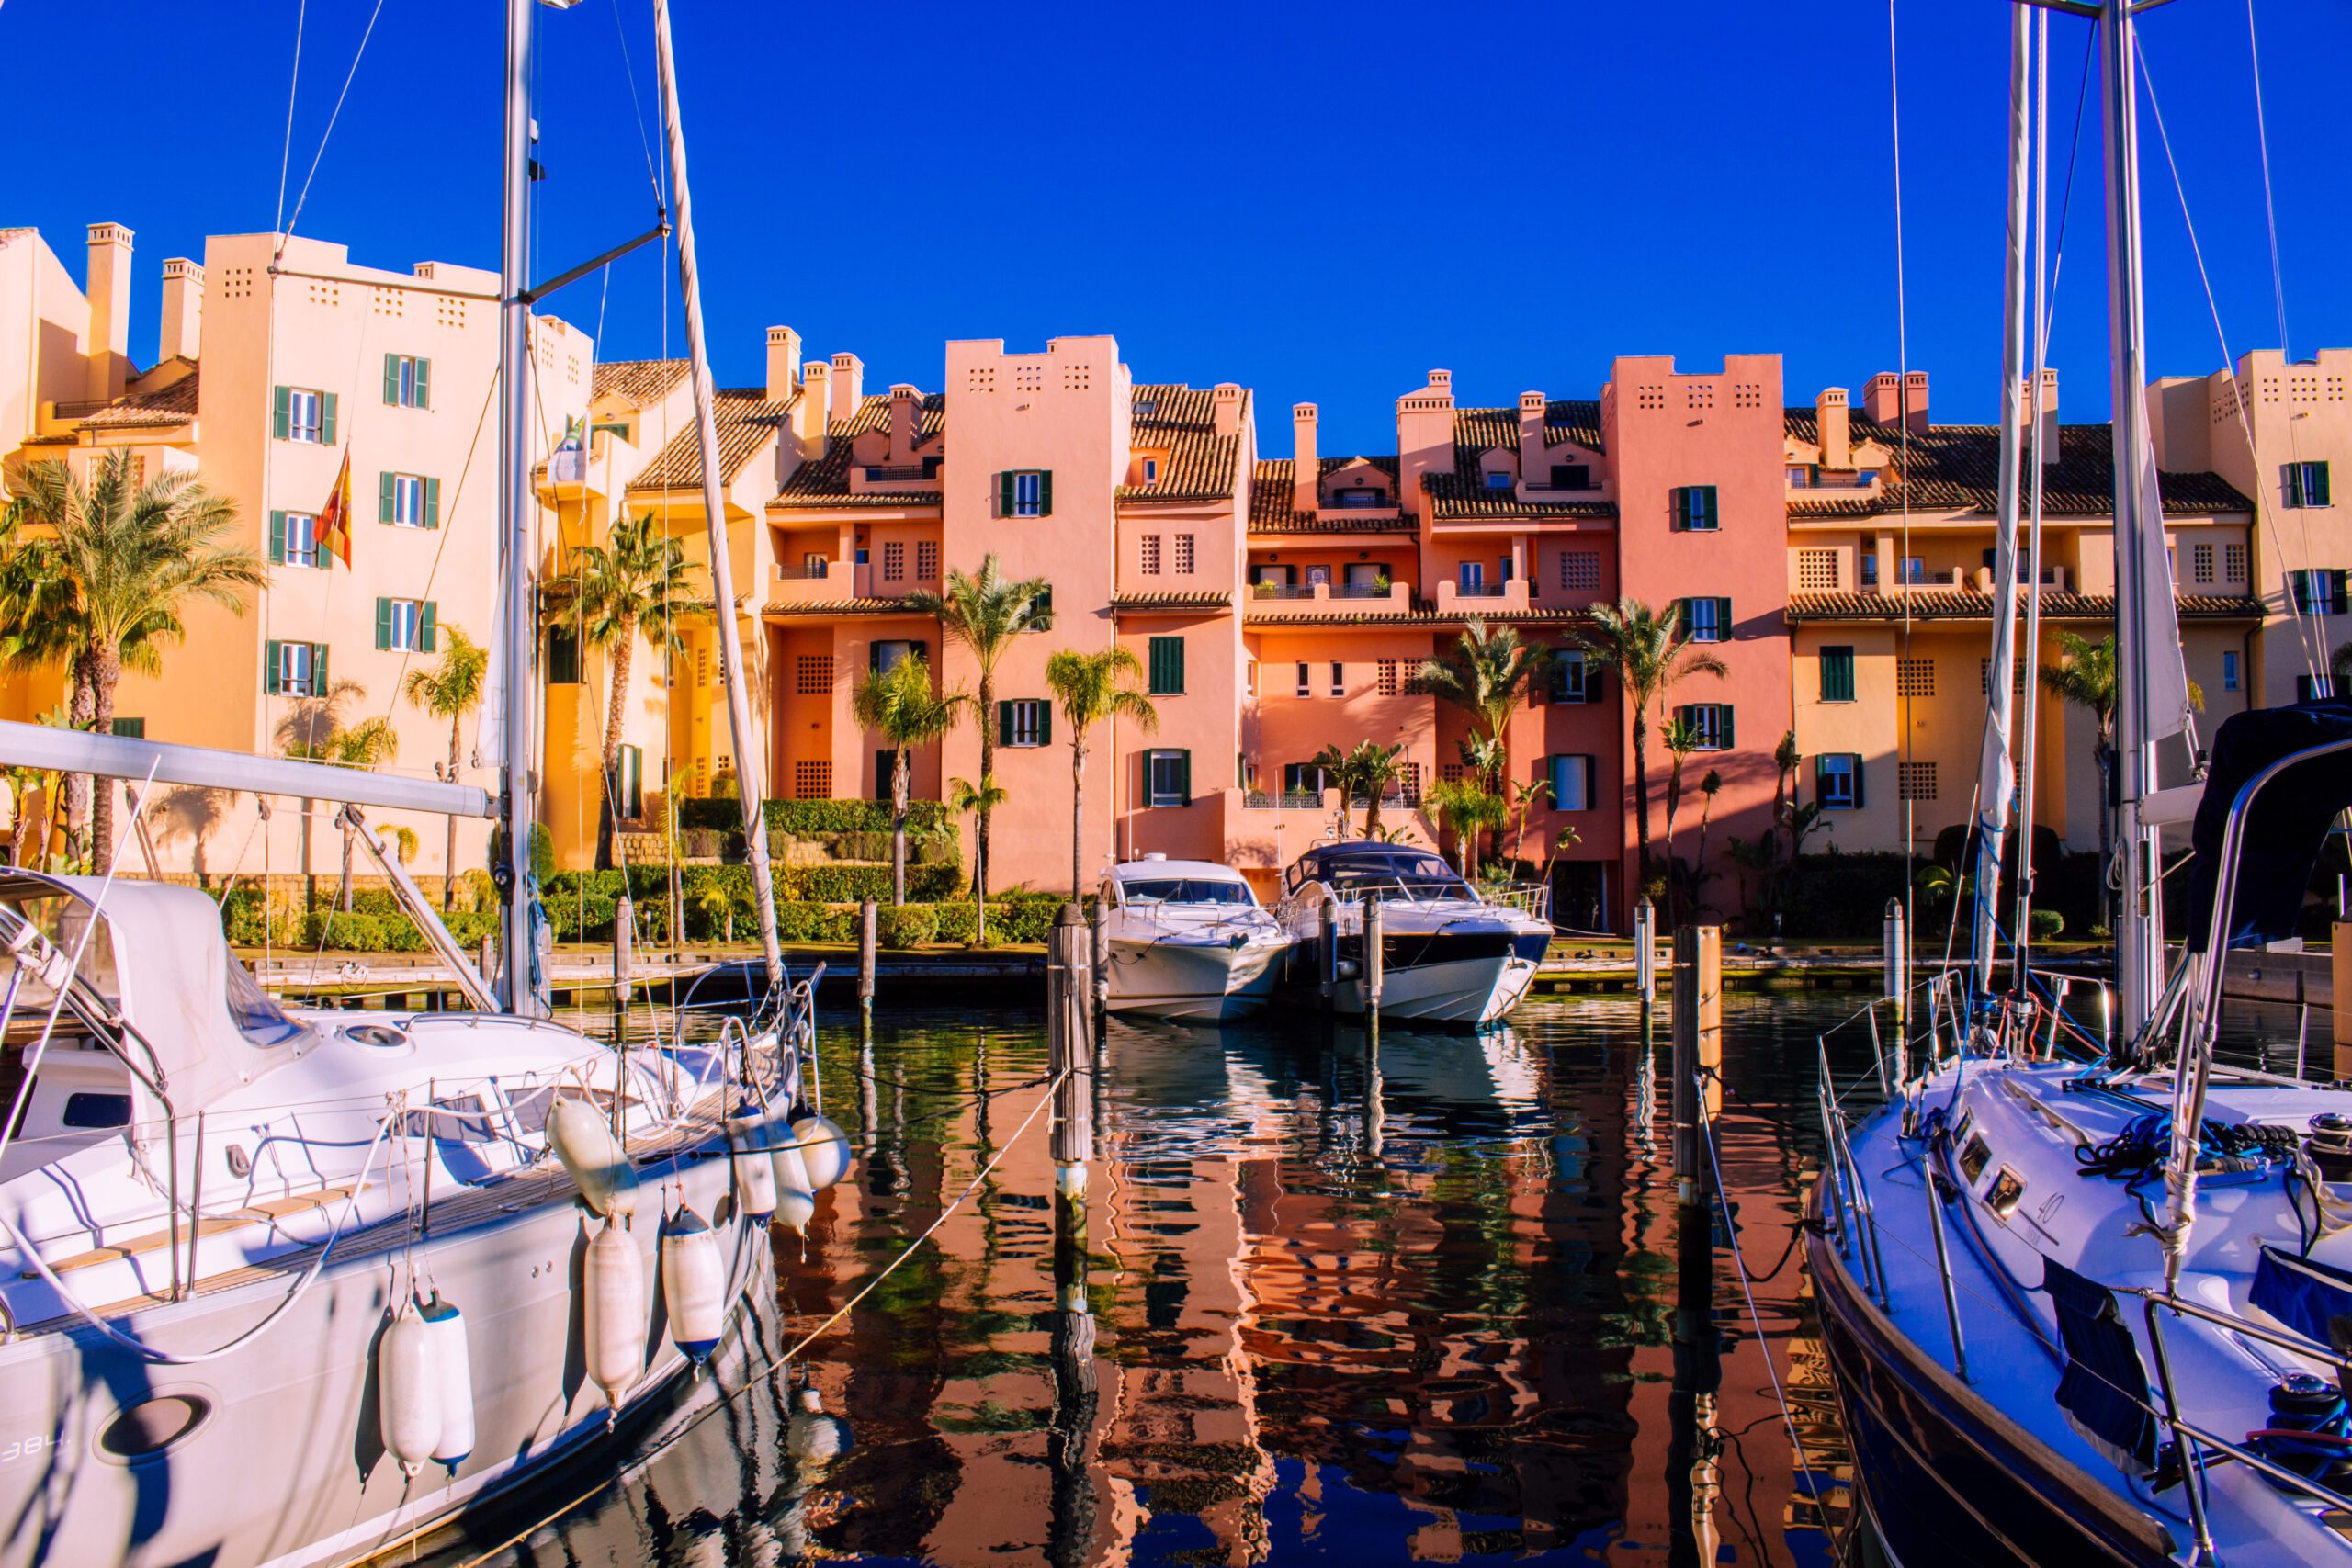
[[1959, 1133, 1992, 1186], [1986, 1166, 2027, 1219], [96, 1394, 212, 1462]]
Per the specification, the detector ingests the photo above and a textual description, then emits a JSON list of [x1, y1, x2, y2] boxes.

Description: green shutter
[[910, 639, 927, 664], [1674, 704, 1691, 733], [414, 357, 431, 410], [384, 354, 401, 406], [1583, 661, 1604, 704], [263, 639, 283, 694], [1852, 757, 1867, 808], [1669, 487, 1686, 529], [272, 385, 290, 440], [1037, 703, 1052, 746], [997, 472, 1014, 517], [420, 601, 437, 653], [2315, 464, 2332, 506], [1700, 486, 1718, 528], [1038, 470, 1054, 516], [311, 644, 329, 691], [1175, 749, 1191, 805], [424, 477, 440, 528], [1671, 597, 1690, 634], [268, 511, 287, 563], [1721, 705, 1736, 750], [375, 598, 392, 650], [1822, 646, 1855, 703], [999, 701, 1013, 746], [869, 643, 882, 673], [379, 471, 395, 524], [2286, 464, 2304, 508], [321, 392, 337, 447], [1715, 596, 1732, 636]]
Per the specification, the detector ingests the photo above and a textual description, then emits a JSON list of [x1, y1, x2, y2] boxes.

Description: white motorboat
[[1273, 842, 1552, 1026], [1096, 856, 1290, 1021]]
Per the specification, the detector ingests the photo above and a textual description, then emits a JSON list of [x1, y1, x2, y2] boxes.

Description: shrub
[[763, 798, 947, 837], [1776, 852, 1913, 940], [301, 911, 385, 950], [876, 903, 937, 948], [678, 797, 740, 832], [2028, 908, 2066, 942]]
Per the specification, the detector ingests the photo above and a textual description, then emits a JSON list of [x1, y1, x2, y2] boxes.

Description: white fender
[[775, 1186, 816, 1236], [786, 1387, 847, 1468], [787, 1112, 852, 1191], [584, 1217, 646, 1408], [378, 1297, 442, 1477], [727, 1107, 777, 1224], [661, 1206, 727, 1363], [548, 1096, 639, 1219], [418, 1292, 475, 1466]]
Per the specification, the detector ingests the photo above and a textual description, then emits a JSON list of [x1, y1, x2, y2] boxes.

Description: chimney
[[1212, 382, 1243, 437], [85, 221, 133, 400], [887, 384, 920, 464], [795, 359, 831, 456], [1900, 370, 1929, 434], [2031, 367, 2058, 461], [157, 257, 203, 363], [1860, 372, 1902, 426], [1815, 387, 1850, 468], [765, 326, 801, 401], [1517, 391, 1546, 469], [830, 352, 864, 414], [1292, 402, 1319, 513]]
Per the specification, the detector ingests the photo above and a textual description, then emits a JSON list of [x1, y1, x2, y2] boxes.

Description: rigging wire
[[273, 0, 309, 235], [277, 0, 391, 253]]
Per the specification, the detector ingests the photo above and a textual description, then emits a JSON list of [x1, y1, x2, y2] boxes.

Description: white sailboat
[[0, 5, 837, 1565], [1813, 6, 2352, 1563]]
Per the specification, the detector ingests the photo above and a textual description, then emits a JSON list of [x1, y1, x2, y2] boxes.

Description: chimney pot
[[1815, 387, 1851, 468], [158, 257, 203, 363], [831, 352, 864, 413], [84, 221, 133, 401], [1212, 382, 1243, 437], [1293, 402, 1319, 513], [888, 383, 920, 464], [765, 326, 801, 401], [797, 360, 831, 457], [1901, 370, 1930, 434], [1517, 391, 1545, 467]]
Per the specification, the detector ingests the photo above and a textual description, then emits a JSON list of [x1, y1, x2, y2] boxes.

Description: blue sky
[[4, 0, 2346, 455]]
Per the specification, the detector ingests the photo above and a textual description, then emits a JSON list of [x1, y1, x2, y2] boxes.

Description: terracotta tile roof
[[773, 390, 946, 508], [1781, 409, 2253, 517], [761, 598, 930, 619], [1118, 384, 1243, 502], [627, 388, 791, 494], [1787, 589, 2266, 622], [73, 363, 200, 430], [1249, 457, 1415, 532], [1111, 591, 1231, 611], [1422, 472, 1618, 521], [593, 358, 691, 407], [1453, 400, 1606, 462]]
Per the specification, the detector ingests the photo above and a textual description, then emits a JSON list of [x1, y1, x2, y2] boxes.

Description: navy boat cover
[[2182, 699, 2352, 952], [2252, 1245, 2352, 1353], [2047, 1257, 2160, 1475]]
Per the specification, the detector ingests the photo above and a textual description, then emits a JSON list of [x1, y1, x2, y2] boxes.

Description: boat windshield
[[1306, 851, 1470, 900], [1119, 878, 1253, 907], [0, 890, 119, 1025]]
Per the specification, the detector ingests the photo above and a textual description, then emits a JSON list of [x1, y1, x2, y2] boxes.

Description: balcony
[[1242, 579, 1414, 618], [1431, 577, 1532, 614], [770, 558, 862, 605]]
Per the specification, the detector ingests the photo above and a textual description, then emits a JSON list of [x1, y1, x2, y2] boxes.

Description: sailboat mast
[[2010, 6, 2052, 995], [2098, 0, 2167, 1043], [650, 0, 784, 991], [1970, 1, 2035, 998], [496, 0, 538, 1013]]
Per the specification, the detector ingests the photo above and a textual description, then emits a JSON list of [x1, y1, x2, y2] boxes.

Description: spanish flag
[[316, 449, 355, 568]]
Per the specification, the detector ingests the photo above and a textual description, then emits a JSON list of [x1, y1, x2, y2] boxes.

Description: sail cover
[[2182, 698, 2352, 952]]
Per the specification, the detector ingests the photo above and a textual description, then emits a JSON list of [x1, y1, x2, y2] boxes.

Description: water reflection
[[429, 987, 2239, 1567]]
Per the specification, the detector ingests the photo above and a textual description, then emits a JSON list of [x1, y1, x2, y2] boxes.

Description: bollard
[[1634, 896, 1657, 1002], [613, 894, 635, 1009], [1363, 893, 1384, 1015], [1670, 925, 1723, 1207], [1090, 900, 1110, 1035], [2335, 921, 2350, 1063], [1883, 899, 1907, 1024], [1320, 892, 1341, 1014], [1048, 904, 1094, 1299], [858, 899, 878, 1021]]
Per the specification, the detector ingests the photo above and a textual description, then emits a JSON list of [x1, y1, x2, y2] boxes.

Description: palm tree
[[402, 624, 489, 908], [1576, 599, 1729, 886], [276, 678, 365, 912], [1661, 717, 1700, 921], [1425, 776, 1506, 880], [1692, 770, 1724, 919], [544, 512, 706, 869], [851, 653, 965, 904], [1044, 647, 1159, 900], [1310, 740, 1405, 838], [326, 717, 398, 911], [947, 773, 1008, 945], [2040, 632, 2204, 935], [1414, 618, 1549, 785], [0, 497, 84, 856], [907, 554, 1052, 904], [11, 450, 262, 872]]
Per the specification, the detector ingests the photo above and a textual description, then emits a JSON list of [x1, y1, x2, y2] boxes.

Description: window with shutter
[[1009, 471, 1048, 517], [1679, 704, 1733, 750], [1146, 749, 1190, 807], [1675, 485, 1719, 531], [281, 388, 325, 444], [1148, 636, 1184, 694], [1820, 646, 1856, 703], [548, 626, 582, 684], [2286, 462, 2331, 508], [1001, 700, 1050, 747]]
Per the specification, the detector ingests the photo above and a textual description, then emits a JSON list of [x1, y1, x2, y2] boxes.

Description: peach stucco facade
[[6, 217, 2340, 933]]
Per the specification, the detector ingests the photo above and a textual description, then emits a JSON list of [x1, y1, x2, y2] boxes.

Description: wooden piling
[[613, 894, 634, 1009], [1049, 903, 1094, 1297], [1319, 892, 1341, 1015], [1883, 898, 1907, 1028], [1363, 893, 1384, 1016], [1634, 896, 1657, 1002], [1670, 925, 1723, 1207], [858, 898, 878, 1021]]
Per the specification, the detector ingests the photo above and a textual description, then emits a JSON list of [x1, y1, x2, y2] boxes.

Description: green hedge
[[763, 798, 947, 836], [1777, 849, 2108, 941]]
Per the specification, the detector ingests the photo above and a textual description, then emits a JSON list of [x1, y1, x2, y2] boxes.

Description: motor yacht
[[1096, 856, 1290, 1021]]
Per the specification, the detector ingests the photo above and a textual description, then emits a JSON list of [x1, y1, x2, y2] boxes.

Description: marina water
[[417, 988, 2303, 1566]]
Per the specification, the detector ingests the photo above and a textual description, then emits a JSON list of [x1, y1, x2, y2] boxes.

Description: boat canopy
[[0, 874, 316, 1113], [1284, 842, 1466, 896], [2181, 699, 2352, 952]]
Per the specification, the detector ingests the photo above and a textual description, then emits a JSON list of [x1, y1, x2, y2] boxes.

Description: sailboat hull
[[1809, 1224, 2180, 1568], [0, 1152, 749, 1568]]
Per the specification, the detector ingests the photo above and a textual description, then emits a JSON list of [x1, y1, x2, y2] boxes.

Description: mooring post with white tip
[[1634, 896, 1657, 1003], [1671, 925, 1722, 1209], [1049, 904, 1094, 1305], [1363, 893, 1384, 1026], [858, 898, 877, 1031], [613, 893, 634, 1010], [1319, 892, 1341, 1019]]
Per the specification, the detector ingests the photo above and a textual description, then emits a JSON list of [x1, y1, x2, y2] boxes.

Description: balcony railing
[[1453, 581, 1510, 598], [1251, 582, 1317, 599], [1329, 581, 1393, 599], [774, 562, 832, 581]]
